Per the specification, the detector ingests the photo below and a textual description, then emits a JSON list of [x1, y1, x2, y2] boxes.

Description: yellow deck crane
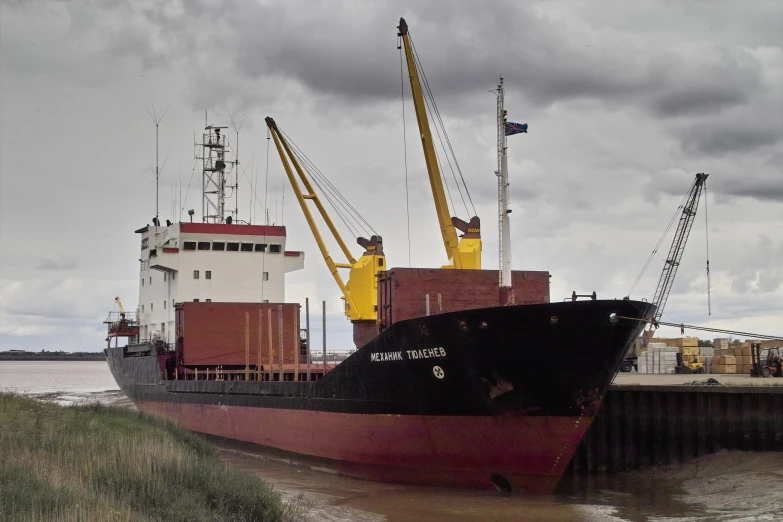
[[115, 296, 126, 319], [398, 18, 482, 270], [265, 117, 385, 324]]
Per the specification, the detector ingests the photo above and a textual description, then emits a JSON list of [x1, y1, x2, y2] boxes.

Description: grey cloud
[[675, 122, 782, 155], [651, 87, 748, 118], [4, 0, 771, 128], [35, 255, 78, 271], [52, 0, 764, 121], [713, 174, 783, 203], [729, 235, 783, 294], [647, 48, 762, 118]]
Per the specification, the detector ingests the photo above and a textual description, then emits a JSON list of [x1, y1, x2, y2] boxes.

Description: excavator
[[398, 18, 482, 270], [265, 117, 385, 333]]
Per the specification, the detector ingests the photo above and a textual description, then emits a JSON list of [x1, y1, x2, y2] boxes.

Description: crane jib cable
[[408, 33, 476, 219], [276, 126, 378, 239], [288, 140, 373, 238], [704, 179, 711, 316], [627, 178, 695, 297], [399, 42, 412, 267], [614, 316, 783, 342]]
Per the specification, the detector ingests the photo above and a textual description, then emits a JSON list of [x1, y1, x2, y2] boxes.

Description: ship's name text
[[370, 347, 447, 362]]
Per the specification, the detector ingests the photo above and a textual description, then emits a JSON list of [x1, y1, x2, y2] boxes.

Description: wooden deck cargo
[[377, 268, 550, 330], [175, 302, 302, 367]]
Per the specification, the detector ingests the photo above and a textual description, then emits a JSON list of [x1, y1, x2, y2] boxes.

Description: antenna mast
[[199, 125, 231, 223], [145, 102, 170, 223], [229, 112, 247, 224], [495, 78, 513, 305]]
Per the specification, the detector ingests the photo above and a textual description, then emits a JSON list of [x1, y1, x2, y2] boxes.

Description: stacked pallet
[[731, 344, 753, 375], [713, 355, 737, 374], [637, 343, 678, 374], [713, 338, 729, 351], [656, 337, 699, 351]]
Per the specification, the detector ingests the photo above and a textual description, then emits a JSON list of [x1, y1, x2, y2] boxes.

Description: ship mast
[[495, 77, 513, 304], [199, 125, 233, 223]]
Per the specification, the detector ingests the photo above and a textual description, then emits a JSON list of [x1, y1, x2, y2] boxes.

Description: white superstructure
[[136, 222, 304, 343]]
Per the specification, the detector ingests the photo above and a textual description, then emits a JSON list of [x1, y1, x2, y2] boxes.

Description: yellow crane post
[[398, 17, 482, 270], [265, 117, 385, 323]]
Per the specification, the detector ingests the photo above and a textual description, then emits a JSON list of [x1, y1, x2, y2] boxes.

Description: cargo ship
[[103, 19, 655, 494]]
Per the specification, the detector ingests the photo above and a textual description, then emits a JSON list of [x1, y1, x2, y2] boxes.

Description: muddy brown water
[[218, 442, 783, 522], [3, 361, 782, 521]]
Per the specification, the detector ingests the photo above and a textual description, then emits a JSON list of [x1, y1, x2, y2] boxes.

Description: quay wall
[[571, 384, 783, 473]]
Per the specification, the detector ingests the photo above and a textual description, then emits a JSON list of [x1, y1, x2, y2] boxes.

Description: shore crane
[[265, 117, 385, 324], [640, 172, 709, 345], [398, 18, 482, 270]]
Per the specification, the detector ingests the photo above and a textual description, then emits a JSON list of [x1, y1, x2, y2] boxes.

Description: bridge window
[[212, 242, 225, 251], [263, 272, 269, 281], [255, 243, 267, 252], [197, 242, 211, 250], [240, 243, 253, 252], [183, 242, 196, 250], [193, 270, 199, 279], [269, 244, 282, 253], [206, 271, 212, 280], [227, 242, 240, 251]]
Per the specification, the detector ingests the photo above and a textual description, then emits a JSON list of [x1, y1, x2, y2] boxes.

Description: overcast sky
[[1, 0, 781, 353]]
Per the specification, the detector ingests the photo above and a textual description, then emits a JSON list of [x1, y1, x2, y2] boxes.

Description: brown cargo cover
[[176, 302, 301, 366], [377, 268, 550, 329]]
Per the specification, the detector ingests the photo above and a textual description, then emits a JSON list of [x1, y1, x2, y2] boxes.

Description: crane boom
[[115, 297, 126, 317], [398, 18, 481, 270], [265, 117, 385, 323], [650, 172, 708, 327]]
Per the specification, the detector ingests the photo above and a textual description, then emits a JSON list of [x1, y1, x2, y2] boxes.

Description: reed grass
[[0, 393, 299, 521]]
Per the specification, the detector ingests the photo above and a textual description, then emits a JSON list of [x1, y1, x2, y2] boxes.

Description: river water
[[2, 360, 781, 521]]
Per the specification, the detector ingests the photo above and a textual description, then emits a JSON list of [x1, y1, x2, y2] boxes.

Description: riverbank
[[0, 394, 299, 521], [0, 352, 105, 361]]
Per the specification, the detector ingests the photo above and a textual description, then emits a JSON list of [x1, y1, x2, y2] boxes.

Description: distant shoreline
[[0, 354, 106, 362]]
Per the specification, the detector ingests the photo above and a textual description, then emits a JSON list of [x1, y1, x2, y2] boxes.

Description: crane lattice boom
[[651, 173, 708, 323]]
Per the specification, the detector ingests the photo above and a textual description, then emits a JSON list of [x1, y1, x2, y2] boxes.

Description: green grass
[[0, 394, 300, 522]]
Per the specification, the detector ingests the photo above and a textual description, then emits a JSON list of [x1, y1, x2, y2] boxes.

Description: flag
[[504, 122, 528, 136]]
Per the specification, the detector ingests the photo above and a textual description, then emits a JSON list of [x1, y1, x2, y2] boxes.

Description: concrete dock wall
[[571, 385, 783, 473]]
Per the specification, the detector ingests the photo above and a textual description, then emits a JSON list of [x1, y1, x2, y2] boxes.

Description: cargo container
[[175, 302, 303, 370], [377, 268, 550, 330]]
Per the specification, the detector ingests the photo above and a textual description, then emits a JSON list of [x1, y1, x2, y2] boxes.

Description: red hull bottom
[[139, 401, 593, 494]]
